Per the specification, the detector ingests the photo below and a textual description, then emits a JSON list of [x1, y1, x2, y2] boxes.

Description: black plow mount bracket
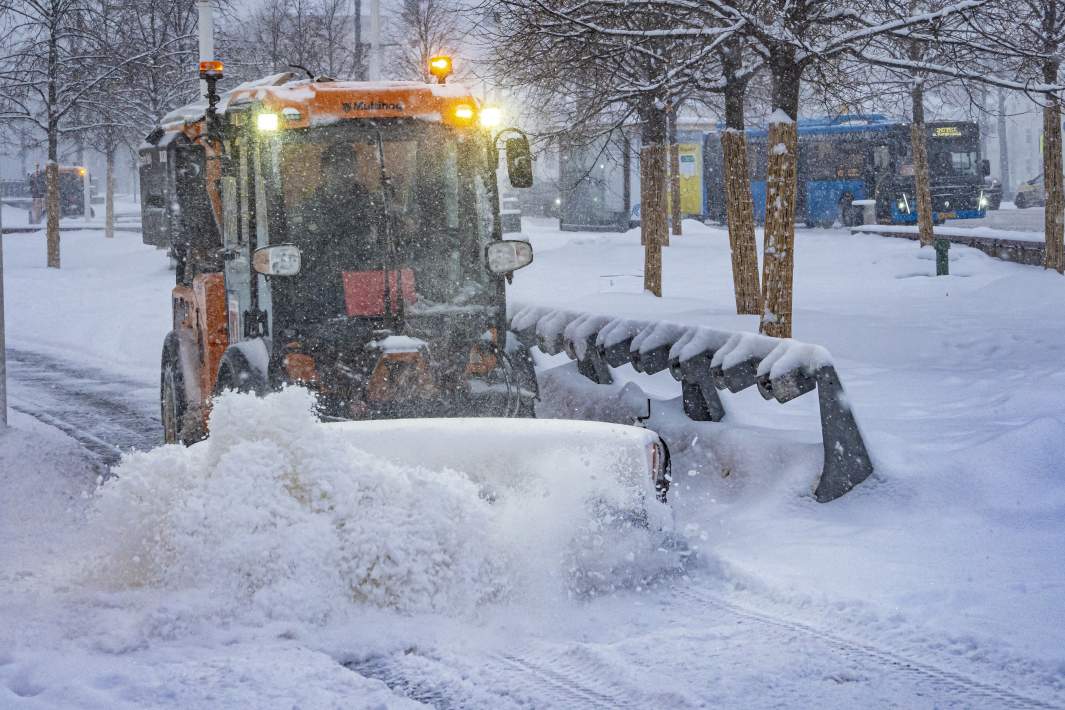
[[509, 305, 874, 503]]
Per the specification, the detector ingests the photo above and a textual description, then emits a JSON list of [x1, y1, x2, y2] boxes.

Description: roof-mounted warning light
[[428, 55, 452, 84], [199, 60, 224, 79]]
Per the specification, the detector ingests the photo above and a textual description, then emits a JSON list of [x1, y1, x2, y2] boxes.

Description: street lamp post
[[0, 193, 7, 427]]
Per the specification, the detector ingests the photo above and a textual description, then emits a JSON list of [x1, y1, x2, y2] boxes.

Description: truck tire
[[214, 343, 268, 396], [161, 332, 188, 444], [1014, 193, 1027, 209]]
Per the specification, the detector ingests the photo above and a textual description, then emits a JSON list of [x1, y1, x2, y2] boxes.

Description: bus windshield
[[266, 121, 495, 321], [929, 146, 979, 178]]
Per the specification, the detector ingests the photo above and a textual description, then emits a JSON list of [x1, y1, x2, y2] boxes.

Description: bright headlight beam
[[257, 113, 279, 131], [479, 106, 503, 128]]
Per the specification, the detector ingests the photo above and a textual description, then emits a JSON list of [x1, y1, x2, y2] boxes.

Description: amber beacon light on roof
[[428, 55, 453, 83]]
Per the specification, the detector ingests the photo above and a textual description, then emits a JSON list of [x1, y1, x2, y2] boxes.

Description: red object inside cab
[[342, 269, 417, 316]]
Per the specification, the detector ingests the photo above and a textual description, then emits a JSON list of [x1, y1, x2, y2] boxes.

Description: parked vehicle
[[27, 165, 91, 223], [1013, 174, 1045, 208]]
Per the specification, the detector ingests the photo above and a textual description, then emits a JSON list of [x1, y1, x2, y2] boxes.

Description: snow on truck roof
[[159, 72, 480, 132]]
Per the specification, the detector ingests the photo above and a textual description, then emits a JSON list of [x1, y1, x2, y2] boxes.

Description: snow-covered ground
[[0, 216, 1063, 708]]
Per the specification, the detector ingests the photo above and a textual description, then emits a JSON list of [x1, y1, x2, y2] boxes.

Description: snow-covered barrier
[[510, 305, 874, 502]]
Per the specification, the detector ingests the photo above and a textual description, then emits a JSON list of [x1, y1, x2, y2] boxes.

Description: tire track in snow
[[670, 586, 1061, 710], [348, 649, 645, 709], [347, 584, 1062, 710], [6, 347, 160, 467]]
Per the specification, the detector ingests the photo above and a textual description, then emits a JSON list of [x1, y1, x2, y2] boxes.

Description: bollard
[[934, 237, 950, 276]]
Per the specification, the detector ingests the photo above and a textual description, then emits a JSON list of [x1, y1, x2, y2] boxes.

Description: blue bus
[[704, 115, 990, 227]]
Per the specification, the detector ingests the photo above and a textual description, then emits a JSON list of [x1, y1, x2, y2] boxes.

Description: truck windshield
[[265, 121, 494, 320]]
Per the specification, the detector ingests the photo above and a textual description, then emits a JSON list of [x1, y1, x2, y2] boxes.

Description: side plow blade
[[510, 305, 875, 503]]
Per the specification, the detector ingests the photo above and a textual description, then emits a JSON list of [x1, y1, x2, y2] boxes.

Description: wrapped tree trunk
[[668, 107, 682, 237], [760, 116, 798, 338], [721, 78, 761, 315], [1043, 61, 1064, 273], [640, 105, 669, 296], [760, 50, 802, 338], [105, 142, 116, 239], [910, 80, 935, 249]]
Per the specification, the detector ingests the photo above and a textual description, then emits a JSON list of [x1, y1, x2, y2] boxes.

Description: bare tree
[[0, 0, 103, 268], [390, 0, 462, 83], [241, 0, 356, 79], [484, 0, 734, 296]]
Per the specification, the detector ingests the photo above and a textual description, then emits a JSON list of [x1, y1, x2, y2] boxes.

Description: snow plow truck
[[139, 58, 543, 444]]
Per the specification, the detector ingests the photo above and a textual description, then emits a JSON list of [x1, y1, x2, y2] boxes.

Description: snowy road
[[6, 347, 159, 467], [351, 582, 1060, 709], [946, 205, 1044, 232]]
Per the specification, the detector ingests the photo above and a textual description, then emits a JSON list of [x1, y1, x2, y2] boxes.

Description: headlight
[[479, 106, 502, 129], [979, 194, 989, 208], [257, 113, 279, 132]]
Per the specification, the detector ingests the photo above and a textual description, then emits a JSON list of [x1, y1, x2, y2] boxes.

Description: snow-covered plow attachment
[[328, 417, 671, 518], [509, 305, 874, 503]]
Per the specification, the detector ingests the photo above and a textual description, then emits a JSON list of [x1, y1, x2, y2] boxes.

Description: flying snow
[[86, 388, 686, 622]]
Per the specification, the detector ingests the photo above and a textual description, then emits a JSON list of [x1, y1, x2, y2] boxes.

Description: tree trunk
[[760, 53, 801, 338], [721, 79, 761, 315], [668, 107, 682, 237], [1042, 66, 1064, 273], [910, 81, 935, 249], [46, 28, 60, 269], [640, 105, 668, 296], [46, 127, 61, 269], [105, 142, 115, 239], [997, 88, 1011, 200], [622, 130, 632, 224]]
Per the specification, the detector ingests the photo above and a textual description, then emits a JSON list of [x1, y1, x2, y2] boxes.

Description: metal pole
[[0, 193, 7, 428], [353, 0, 363, 80], [198, 0, 215, 99], [369, 0, 381, 80]]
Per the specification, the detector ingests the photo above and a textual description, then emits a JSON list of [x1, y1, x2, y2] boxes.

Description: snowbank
[[88, 387, 684, 622]]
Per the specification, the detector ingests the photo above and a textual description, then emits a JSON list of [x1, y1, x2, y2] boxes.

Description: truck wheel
[[1014, 193, 1027, 209], [214, 345, 267, 396], [161, 332, 187, 444]]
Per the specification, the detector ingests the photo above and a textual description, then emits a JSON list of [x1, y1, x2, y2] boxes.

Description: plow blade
[[326, 417, 670, 517], [510, 305, 875, 503]]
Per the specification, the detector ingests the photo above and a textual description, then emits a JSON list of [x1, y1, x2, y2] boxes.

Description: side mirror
[[253, 244, 301, 276], [982, 159, 991, 176], [505, 136, 533, 188], [485, 239, 533, 274]]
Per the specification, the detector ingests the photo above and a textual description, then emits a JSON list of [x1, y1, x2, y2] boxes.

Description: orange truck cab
[[139, 62, 538, 443]]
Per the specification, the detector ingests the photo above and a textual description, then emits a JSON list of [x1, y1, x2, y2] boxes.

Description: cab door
[[222, 135, 254, 342]]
